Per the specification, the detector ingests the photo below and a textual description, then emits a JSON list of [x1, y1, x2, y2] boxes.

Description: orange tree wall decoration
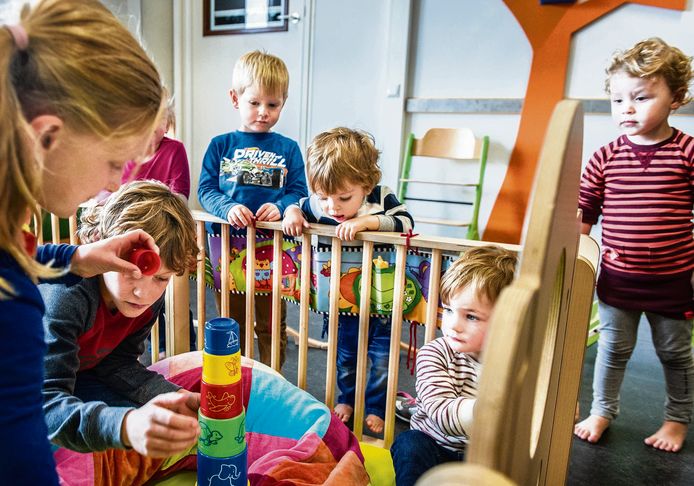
[[483, 0, 685, 244]]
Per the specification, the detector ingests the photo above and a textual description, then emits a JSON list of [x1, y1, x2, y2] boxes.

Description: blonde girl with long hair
[[0, 1, 171, 482]]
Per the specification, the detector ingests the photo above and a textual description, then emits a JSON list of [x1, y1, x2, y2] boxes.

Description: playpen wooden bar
[[353, 241, 374, 440], [244, 224, 256, 359], [425, 248, 442, 344], [296, 232, 312, 390], [220, 228, 230, 317], [196, 221, 206, 352], [325, 237, 342, 407], [383, 244, 408, 448], [68, 215, 78, 245]]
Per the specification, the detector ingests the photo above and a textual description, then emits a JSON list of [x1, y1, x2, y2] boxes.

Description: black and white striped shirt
[[410, 337, 480, 452], [299, 185, 413, 233]]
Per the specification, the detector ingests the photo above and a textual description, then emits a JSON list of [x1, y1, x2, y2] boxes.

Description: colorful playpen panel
[[206, 234, 455, 325]]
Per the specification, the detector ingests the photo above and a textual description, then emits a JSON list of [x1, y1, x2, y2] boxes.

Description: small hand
[[70, 230, 159, 279], [282, 206, 310, 237], [227, 205, 254, 229], [122, 392, 200, 457], [255, 203, 280, 222], [335, 218, 369, 241]]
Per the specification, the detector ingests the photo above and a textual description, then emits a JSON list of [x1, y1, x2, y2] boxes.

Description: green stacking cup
[[198, 409, 246, 458]]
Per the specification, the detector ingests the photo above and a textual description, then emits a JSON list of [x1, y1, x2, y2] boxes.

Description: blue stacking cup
[[204, 317, 241, 355], [197, 448, 247, 486]]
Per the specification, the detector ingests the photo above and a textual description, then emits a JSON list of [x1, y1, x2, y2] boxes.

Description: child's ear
[[29, 115, 63, 152], [229, 89, 240, 109], [671, 87, 687, 110]]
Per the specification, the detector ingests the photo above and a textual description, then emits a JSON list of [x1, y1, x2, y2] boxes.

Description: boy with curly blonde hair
[[575, 37, 694, 452]]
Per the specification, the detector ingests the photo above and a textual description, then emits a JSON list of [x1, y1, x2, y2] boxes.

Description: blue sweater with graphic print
[[198, 131, 308, 233]]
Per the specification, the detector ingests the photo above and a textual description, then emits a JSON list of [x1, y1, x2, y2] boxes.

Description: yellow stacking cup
[[202, 350, 241, 385]]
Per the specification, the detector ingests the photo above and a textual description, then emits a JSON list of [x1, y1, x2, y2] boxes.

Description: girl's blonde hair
[[0, 0, 163, 289], [306, 127, 382, 194], [440, 246, 517, 306], [606, 37, 693, 105], [232, 50, 289, 100], [78, 181, 198, 275]]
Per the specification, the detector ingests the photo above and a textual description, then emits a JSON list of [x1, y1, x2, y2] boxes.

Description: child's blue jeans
[[323, 314, 391, 419], [390, 429, 464, 486], [592, 301, 694, 423]]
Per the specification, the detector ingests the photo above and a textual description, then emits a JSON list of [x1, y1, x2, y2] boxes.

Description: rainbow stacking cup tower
[[197, 318, 247, 486]]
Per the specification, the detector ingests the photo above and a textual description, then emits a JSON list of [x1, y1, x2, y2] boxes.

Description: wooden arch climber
[[420, 100, 599, 485]]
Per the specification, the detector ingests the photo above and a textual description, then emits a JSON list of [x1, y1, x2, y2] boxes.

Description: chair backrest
[[398, 127, 489, 240]]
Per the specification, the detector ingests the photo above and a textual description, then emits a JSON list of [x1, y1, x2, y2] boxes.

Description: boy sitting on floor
[[41, 181, 200, 457], [390, 245, 517, 485]]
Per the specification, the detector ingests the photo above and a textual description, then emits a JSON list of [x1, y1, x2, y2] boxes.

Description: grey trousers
[[591, 301, 694, 423]]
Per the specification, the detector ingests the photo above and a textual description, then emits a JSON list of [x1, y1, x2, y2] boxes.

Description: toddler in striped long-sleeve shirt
[[390, 246, 517, 486], [283, 127, 414, 434], [574, 37, 694, 453]]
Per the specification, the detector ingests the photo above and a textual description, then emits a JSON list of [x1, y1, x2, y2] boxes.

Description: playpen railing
[[39, 100, 596, 484], [186, 211, 521, 447]]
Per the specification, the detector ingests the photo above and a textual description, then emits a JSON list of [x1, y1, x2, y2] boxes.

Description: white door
[[179, 0, 309, 207]]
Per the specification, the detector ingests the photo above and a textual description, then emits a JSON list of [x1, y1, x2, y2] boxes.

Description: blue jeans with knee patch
[[591, 301, 694, 423]]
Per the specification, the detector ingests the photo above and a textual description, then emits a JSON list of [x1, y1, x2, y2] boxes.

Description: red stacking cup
[[200, 380, 244, 419], [129, 247, 160, 276]]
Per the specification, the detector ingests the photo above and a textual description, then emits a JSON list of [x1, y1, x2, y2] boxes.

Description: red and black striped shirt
[[579, 129, 694, 319]]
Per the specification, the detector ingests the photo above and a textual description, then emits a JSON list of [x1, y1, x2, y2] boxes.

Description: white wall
[[135, 0, 694, 238], [406, 0, 694, 238]]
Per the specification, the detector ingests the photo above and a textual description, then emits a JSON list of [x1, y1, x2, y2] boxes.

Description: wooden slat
[[297, 232, 312, 390], [34, 213, 44, 246], [50, 213, 60, 244], [244, 225, 256, 358], [383, 245, 408, 448], [68, 215, 78, 245], [196, 221, 206, 351], [220, 229, 230, 317], [424, 248, 443, 343], [324, 238, 342, 408], [271, 230, 283, 372], [352, 241, 374, 440], [150, 317, 160, 364], [165, 270, 190, 356]]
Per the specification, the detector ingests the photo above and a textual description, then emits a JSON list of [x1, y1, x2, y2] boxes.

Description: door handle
[[276, 12, 301, 23]]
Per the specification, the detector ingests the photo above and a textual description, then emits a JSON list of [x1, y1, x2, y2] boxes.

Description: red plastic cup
[[129, 247, 160, 276], [200, 380, 244, 419]]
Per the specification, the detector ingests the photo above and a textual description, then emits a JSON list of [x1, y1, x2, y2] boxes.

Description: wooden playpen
[[42, 100, 597, 485]]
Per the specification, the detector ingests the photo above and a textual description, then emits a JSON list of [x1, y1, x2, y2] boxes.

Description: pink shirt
[[121, 136, 191, 199]]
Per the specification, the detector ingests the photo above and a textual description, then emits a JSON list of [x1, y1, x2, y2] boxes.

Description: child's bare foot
[[574, 415, 610, 443], [574, 403, 580, 423], [366, 414, 384, 434], [644, 421, 687, 452], [334, 404, 353, 423]]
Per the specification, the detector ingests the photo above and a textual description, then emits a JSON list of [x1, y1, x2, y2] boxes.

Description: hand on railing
[[255, 202, 281, 222], [227, 204, 255, 230], [282, 206, 310, 237], [70, 229, 159, 279], [335, 215, 379, 241]]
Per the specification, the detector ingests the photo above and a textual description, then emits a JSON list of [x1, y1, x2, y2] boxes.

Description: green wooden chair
[[397, 128, 489, 240]]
